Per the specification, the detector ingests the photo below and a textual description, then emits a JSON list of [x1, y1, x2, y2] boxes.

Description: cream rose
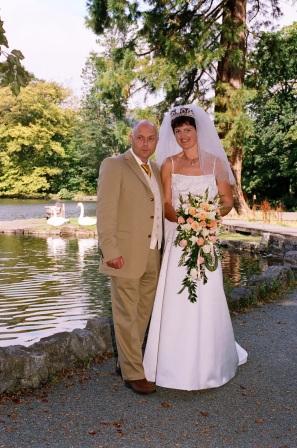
[[202, 244, 212, 254]]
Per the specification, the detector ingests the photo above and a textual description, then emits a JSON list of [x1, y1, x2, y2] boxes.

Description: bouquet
[[174, 189, 222, 303]]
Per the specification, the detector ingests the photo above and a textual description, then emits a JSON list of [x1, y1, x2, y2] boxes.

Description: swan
[[47, 207, 69, 226], [77, 202, 97, 226]]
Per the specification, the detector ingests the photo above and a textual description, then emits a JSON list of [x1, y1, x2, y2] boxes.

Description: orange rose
[[188, 207, 197, 216], [208, 220, 218, 229], [191, 221, 201, 231], [198, 211, 207, 220]]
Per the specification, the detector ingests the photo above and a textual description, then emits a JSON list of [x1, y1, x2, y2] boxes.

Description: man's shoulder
[[101, 152, 128, 170]]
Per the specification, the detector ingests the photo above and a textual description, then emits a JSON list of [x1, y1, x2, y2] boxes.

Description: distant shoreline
[[0, 218, 97, 237]]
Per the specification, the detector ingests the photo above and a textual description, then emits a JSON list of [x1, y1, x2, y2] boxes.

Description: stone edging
[[0, 318, 115, 395], [227, 265, 296, 311]]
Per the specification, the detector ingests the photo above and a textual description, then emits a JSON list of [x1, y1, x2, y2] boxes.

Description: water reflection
[[0, 234, 279, 347], [0, 235, 110, 347]]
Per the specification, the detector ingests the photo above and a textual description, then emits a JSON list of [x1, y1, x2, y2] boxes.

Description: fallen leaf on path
[[88, 430, 97, 435], [161, 401, 172, 408], [255, 418, 265, 424]]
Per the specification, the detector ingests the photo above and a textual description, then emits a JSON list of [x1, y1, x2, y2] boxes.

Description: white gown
[[143, 173, 247, 391]]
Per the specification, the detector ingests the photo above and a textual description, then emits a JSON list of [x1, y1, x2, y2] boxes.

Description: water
[[0, 199, 96, 220], [0, 235, 110, 347], [0, 234, 278, 347]]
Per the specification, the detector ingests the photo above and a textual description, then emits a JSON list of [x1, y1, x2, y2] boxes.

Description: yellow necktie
[[141, 163, 151, 178]]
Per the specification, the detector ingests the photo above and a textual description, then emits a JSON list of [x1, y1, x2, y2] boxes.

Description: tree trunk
[[215, 0, 250, 215]]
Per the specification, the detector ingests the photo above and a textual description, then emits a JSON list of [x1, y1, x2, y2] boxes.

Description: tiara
[[170, 107, 195, 120]]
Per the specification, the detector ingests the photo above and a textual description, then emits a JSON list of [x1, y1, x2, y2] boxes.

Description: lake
[[0, 199, 96, 221], [0, 234, 277, 347]]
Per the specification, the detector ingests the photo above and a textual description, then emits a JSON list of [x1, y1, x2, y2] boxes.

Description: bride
[[143, 104, 247, 391]]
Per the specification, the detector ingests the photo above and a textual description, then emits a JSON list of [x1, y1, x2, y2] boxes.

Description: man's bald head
[[132, 120, 158, 137]]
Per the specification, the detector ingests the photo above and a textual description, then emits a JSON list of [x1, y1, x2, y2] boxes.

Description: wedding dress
[[143, 173, 247, 391]]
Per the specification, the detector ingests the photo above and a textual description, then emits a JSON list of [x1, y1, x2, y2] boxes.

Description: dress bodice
[[171, 173, 218, 209]]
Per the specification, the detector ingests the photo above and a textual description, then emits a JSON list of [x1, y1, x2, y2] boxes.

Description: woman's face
[[173, 123, 197, 151]]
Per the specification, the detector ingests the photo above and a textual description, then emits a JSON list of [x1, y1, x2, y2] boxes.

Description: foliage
[[243, 23, 297, 209], [67, 54, 132, 194], [86, 0, 281, 111], [0, 18, 31, 94], [0, 81, 77, 198]]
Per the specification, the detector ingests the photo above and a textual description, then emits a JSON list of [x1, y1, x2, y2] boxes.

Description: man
[[96, 120, 163, 394]]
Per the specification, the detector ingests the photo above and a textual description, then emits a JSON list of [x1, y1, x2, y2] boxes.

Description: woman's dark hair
[[171, 115, 196, 131]]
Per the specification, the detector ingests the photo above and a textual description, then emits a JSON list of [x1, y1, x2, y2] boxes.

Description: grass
[[220, 231, 262, 242]]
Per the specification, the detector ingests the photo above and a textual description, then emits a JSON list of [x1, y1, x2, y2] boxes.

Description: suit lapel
[[124, 150, 152, 193]]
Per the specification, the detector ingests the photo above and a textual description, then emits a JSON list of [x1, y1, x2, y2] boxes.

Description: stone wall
[[0, 317, 114, 395]]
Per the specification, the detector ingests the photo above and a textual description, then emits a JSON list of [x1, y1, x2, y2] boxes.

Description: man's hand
[[106, 256, 125, 269]]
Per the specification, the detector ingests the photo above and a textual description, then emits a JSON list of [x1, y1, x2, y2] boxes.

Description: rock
[[249, 265, 292, 286], [0, 318, 114, 395], [284, 250, 297, 267], [228, 287, 256, 309]]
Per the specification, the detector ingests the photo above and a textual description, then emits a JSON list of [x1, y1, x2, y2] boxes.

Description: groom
[[96, 120, 163, 394]]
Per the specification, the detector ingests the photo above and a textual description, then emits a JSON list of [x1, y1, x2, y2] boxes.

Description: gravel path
[[1, 289, 297, 448]]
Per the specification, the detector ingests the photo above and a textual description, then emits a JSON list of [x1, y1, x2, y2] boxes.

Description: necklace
[[182, 154, 199, 166]]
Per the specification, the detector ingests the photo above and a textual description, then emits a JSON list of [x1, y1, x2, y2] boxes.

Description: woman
[[143, 104, 247, 391]]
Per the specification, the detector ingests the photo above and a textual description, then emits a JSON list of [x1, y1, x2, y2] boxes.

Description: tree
[[85, 0, 281, 214], [0, 81, 77, 197], [243, 23, 297, 209], [67, 53, 133, 194], [0, 18, 31, 94]]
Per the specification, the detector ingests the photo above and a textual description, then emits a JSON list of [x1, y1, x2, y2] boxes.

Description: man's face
[[131, 123, 158, 163]]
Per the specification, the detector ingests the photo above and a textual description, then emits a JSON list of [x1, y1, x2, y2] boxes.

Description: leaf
[[88, 430, 97, 435], [161, 401, 172, 408], [254, 418, 265, 424], [10, 49, 24, 60]]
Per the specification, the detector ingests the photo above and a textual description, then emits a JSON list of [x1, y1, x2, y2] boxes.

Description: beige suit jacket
[[96, 150, 163, 278]]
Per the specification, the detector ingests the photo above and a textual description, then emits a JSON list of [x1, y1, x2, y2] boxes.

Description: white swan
[[77, 202, 97, 226], [47, 208, 69, 226]]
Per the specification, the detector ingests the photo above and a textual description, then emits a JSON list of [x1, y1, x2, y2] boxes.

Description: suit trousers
[[111, 248, 161, 380]]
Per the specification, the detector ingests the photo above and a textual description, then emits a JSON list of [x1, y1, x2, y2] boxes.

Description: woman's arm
[[161, 158, 177, 222], [217, 180, 234, 217]]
